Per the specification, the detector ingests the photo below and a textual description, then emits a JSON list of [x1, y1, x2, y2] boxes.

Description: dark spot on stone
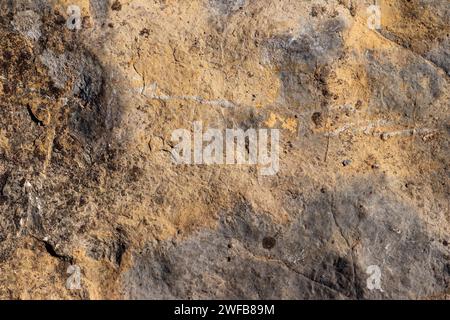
[[79, 196, 87, 206], [355, 100, 363, 109], [54, 12, 66, 25], [443, 240, 448, 246], [312, 112, 324, 127], [111, 0, 122, 11], [262, 236, 276, 250], [311, 5, 325, 17], [139, 28, 150, 38]]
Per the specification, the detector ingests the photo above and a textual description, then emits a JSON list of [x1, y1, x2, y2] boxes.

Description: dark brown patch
[[111, 0, 122, 11], [312, 112, 324, 127]]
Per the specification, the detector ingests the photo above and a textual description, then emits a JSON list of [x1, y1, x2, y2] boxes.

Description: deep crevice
[[26, 105, 44, 126], [40, 239, 73, 264]]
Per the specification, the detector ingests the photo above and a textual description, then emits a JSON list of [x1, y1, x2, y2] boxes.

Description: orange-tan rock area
[[0, 0, 448, 299]]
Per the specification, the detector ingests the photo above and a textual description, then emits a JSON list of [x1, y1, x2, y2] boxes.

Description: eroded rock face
[[0, 0, 449, 299]]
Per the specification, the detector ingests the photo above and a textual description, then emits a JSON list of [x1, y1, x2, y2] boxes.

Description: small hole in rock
[[262, 236, 276, 250]]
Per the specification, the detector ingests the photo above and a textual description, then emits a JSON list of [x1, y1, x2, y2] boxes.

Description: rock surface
[[0, 0, 449, 299]]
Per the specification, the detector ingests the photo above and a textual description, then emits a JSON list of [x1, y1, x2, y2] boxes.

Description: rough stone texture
[[0, 0, 449, 299]]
